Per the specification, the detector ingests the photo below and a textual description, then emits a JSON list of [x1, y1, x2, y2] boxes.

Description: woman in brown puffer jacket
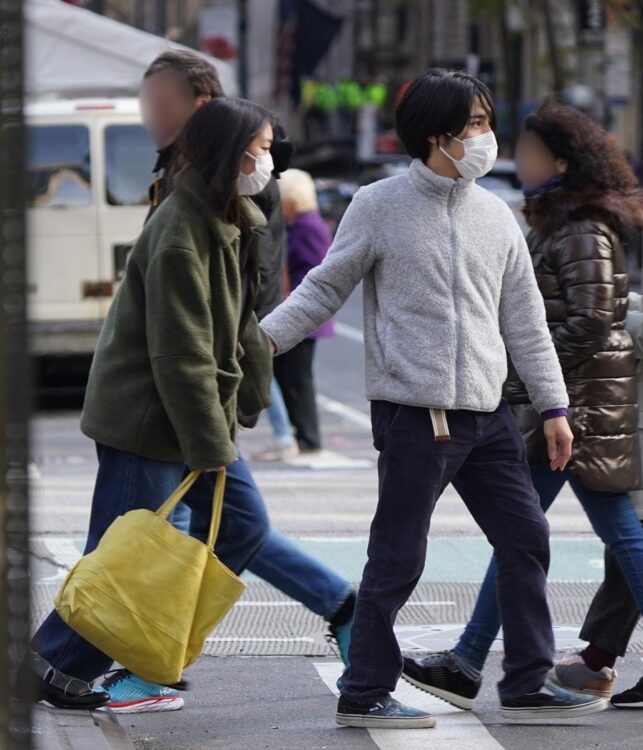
[[506, 111, 642, 493], [430, 104, 643, 705]]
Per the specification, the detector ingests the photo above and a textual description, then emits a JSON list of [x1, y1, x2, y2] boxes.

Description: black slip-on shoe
[[32, 653, 110, 710], [402, 651, 481, 710], [611, 677, 643, 709]]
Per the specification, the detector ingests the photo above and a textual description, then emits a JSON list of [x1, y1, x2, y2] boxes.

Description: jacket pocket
[[382, 321, 403, 377]]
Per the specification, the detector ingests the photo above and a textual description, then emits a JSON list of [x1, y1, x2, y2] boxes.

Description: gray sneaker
[[251, 442, 299, 462], [501, 683, 609, 719], [336, 695, 437, 729], [548, 655, 617, 699]]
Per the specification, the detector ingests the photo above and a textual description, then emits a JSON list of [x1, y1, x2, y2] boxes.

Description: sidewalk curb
[[33, 704, 135, 750]]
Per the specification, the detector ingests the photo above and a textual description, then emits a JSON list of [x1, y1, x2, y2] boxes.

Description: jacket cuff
[[542, 408, 568, 421], [187, 439, 238, 471]]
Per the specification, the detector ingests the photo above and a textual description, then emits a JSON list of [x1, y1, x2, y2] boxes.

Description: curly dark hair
[[523, 102, 643, 236]]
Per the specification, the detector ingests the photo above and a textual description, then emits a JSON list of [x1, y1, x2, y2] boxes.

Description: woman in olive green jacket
[[31, 98, 275, 706]]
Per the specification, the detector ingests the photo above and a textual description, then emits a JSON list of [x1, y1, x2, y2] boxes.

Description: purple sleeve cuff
[[541, 408, 568, 421]]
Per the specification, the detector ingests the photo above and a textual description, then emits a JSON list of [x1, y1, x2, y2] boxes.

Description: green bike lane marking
[[63, 536, 605, 583]]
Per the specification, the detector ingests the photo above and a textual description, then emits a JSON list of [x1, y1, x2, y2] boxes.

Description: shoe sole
[[611, 701, 643, 709], [39, 696, 111, 711], [101, 697, 185, 714], [336, 713, 437, 729], [401, 673, 475, 711], [500, 698, 609, 720]]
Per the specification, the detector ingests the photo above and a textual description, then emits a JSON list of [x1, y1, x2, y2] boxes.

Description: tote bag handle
[[155, 469, 226, 549]]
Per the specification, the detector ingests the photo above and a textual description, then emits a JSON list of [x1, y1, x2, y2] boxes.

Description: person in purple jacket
[[274, 168, 336, 454]]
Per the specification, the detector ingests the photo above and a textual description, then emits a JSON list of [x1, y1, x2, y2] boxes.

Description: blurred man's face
[[139, 68, 210, 149]]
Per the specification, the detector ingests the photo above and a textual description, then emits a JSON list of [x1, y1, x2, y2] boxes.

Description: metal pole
[[0, 0, 32, 747]]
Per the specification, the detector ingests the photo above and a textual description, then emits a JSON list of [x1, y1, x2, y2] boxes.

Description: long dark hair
[[523, 102, 643, 237], [176, 97, 275, 225]]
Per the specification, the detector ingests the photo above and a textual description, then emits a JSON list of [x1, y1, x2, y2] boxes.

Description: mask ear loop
[[439, 133, 462, 165]]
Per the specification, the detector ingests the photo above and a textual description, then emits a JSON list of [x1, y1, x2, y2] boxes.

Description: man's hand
[[543, 416, 573, 471]]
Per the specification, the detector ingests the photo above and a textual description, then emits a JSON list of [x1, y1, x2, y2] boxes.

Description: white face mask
[[238, 151, 274, 196], [439, 131, 498, 180]]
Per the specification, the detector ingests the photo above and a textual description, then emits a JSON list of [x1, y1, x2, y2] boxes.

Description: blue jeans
[[190, 456, 351, 620], [454, 466, 643, 672], [168, 501, 192, 533], [32, 445, 349, 682], [266, 378, 294, 445]]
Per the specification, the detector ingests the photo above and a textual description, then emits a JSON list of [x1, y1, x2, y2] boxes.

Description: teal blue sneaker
[[336, 695, 437, 728], [97, 669, 184, 714], [328, 616, 353, 666]]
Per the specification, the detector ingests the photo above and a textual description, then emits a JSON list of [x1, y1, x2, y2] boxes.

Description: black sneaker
[[402, 651, 481, 710], [31, 653, 110, 710], [501, 683, 609, 719], [611, 676, 643, 709], [336, 694, 437, 729]]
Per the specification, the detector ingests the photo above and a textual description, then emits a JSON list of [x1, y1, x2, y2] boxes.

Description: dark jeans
[[454, 468, 643, 672], [273, 339, 321, 450], [32, 444, 272, 682], [580, 522, 643, 656], [340, 399, 553, 705]]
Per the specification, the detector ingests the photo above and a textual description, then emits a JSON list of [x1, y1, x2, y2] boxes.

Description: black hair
[[144, 50, 224, 99], [177, 97, 276, 226], [395, 69, 496, 161], [271, 123, 294, 177]]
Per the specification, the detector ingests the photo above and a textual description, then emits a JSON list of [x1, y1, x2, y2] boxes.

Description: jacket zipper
[[448, 183, 461, 409]]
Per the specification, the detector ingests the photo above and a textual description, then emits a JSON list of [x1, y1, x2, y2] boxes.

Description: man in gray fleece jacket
[[262, 70, 608, 727]]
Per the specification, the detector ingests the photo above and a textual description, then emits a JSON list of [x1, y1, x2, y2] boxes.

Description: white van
[[26, 97, 156, 365]]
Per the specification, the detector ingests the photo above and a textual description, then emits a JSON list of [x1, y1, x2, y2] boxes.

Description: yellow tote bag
[[55, 470, 245, 685]]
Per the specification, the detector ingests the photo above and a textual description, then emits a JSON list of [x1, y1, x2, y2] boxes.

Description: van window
[[104, 124, 156, 206], [27, 125, 92, 208]]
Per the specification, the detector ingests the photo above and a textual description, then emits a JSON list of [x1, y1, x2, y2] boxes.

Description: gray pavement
[[124, 656, 643, 750], [30, 287, 643, 749]]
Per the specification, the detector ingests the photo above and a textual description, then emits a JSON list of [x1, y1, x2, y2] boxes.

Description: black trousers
[[579, 520, 643, 656], [341, 399, 554, 704], [273, 339, 321, 450]]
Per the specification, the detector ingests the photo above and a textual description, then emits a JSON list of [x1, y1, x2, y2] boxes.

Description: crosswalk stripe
[[317, 393, 372, 429], [314, 661, 505, 750]]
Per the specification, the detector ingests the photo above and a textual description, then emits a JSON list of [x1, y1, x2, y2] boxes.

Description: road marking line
[[285, 447, 373, 469], [317, 393, 372, 429], [236, 601, 301, 607], [206, 636, 315, 643], [314, 661, 504, 750], [335, 321, 364, 343]]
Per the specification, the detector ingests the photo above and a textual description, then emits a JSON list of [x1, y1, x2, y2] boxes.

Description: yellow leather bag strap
[[206, 469, 227, 549], [156, 470, 202, 519], [155, 469, 227, 549]]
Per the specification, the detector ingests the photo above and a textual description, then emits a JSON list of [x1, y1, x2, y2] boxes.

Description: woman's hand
[[543, 417, 573, 471]]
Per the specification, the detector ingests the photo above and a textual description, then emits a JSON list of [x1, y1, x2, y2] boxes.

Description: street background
[[1, 1, 643, 748], [30, 284, 643, 749]]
